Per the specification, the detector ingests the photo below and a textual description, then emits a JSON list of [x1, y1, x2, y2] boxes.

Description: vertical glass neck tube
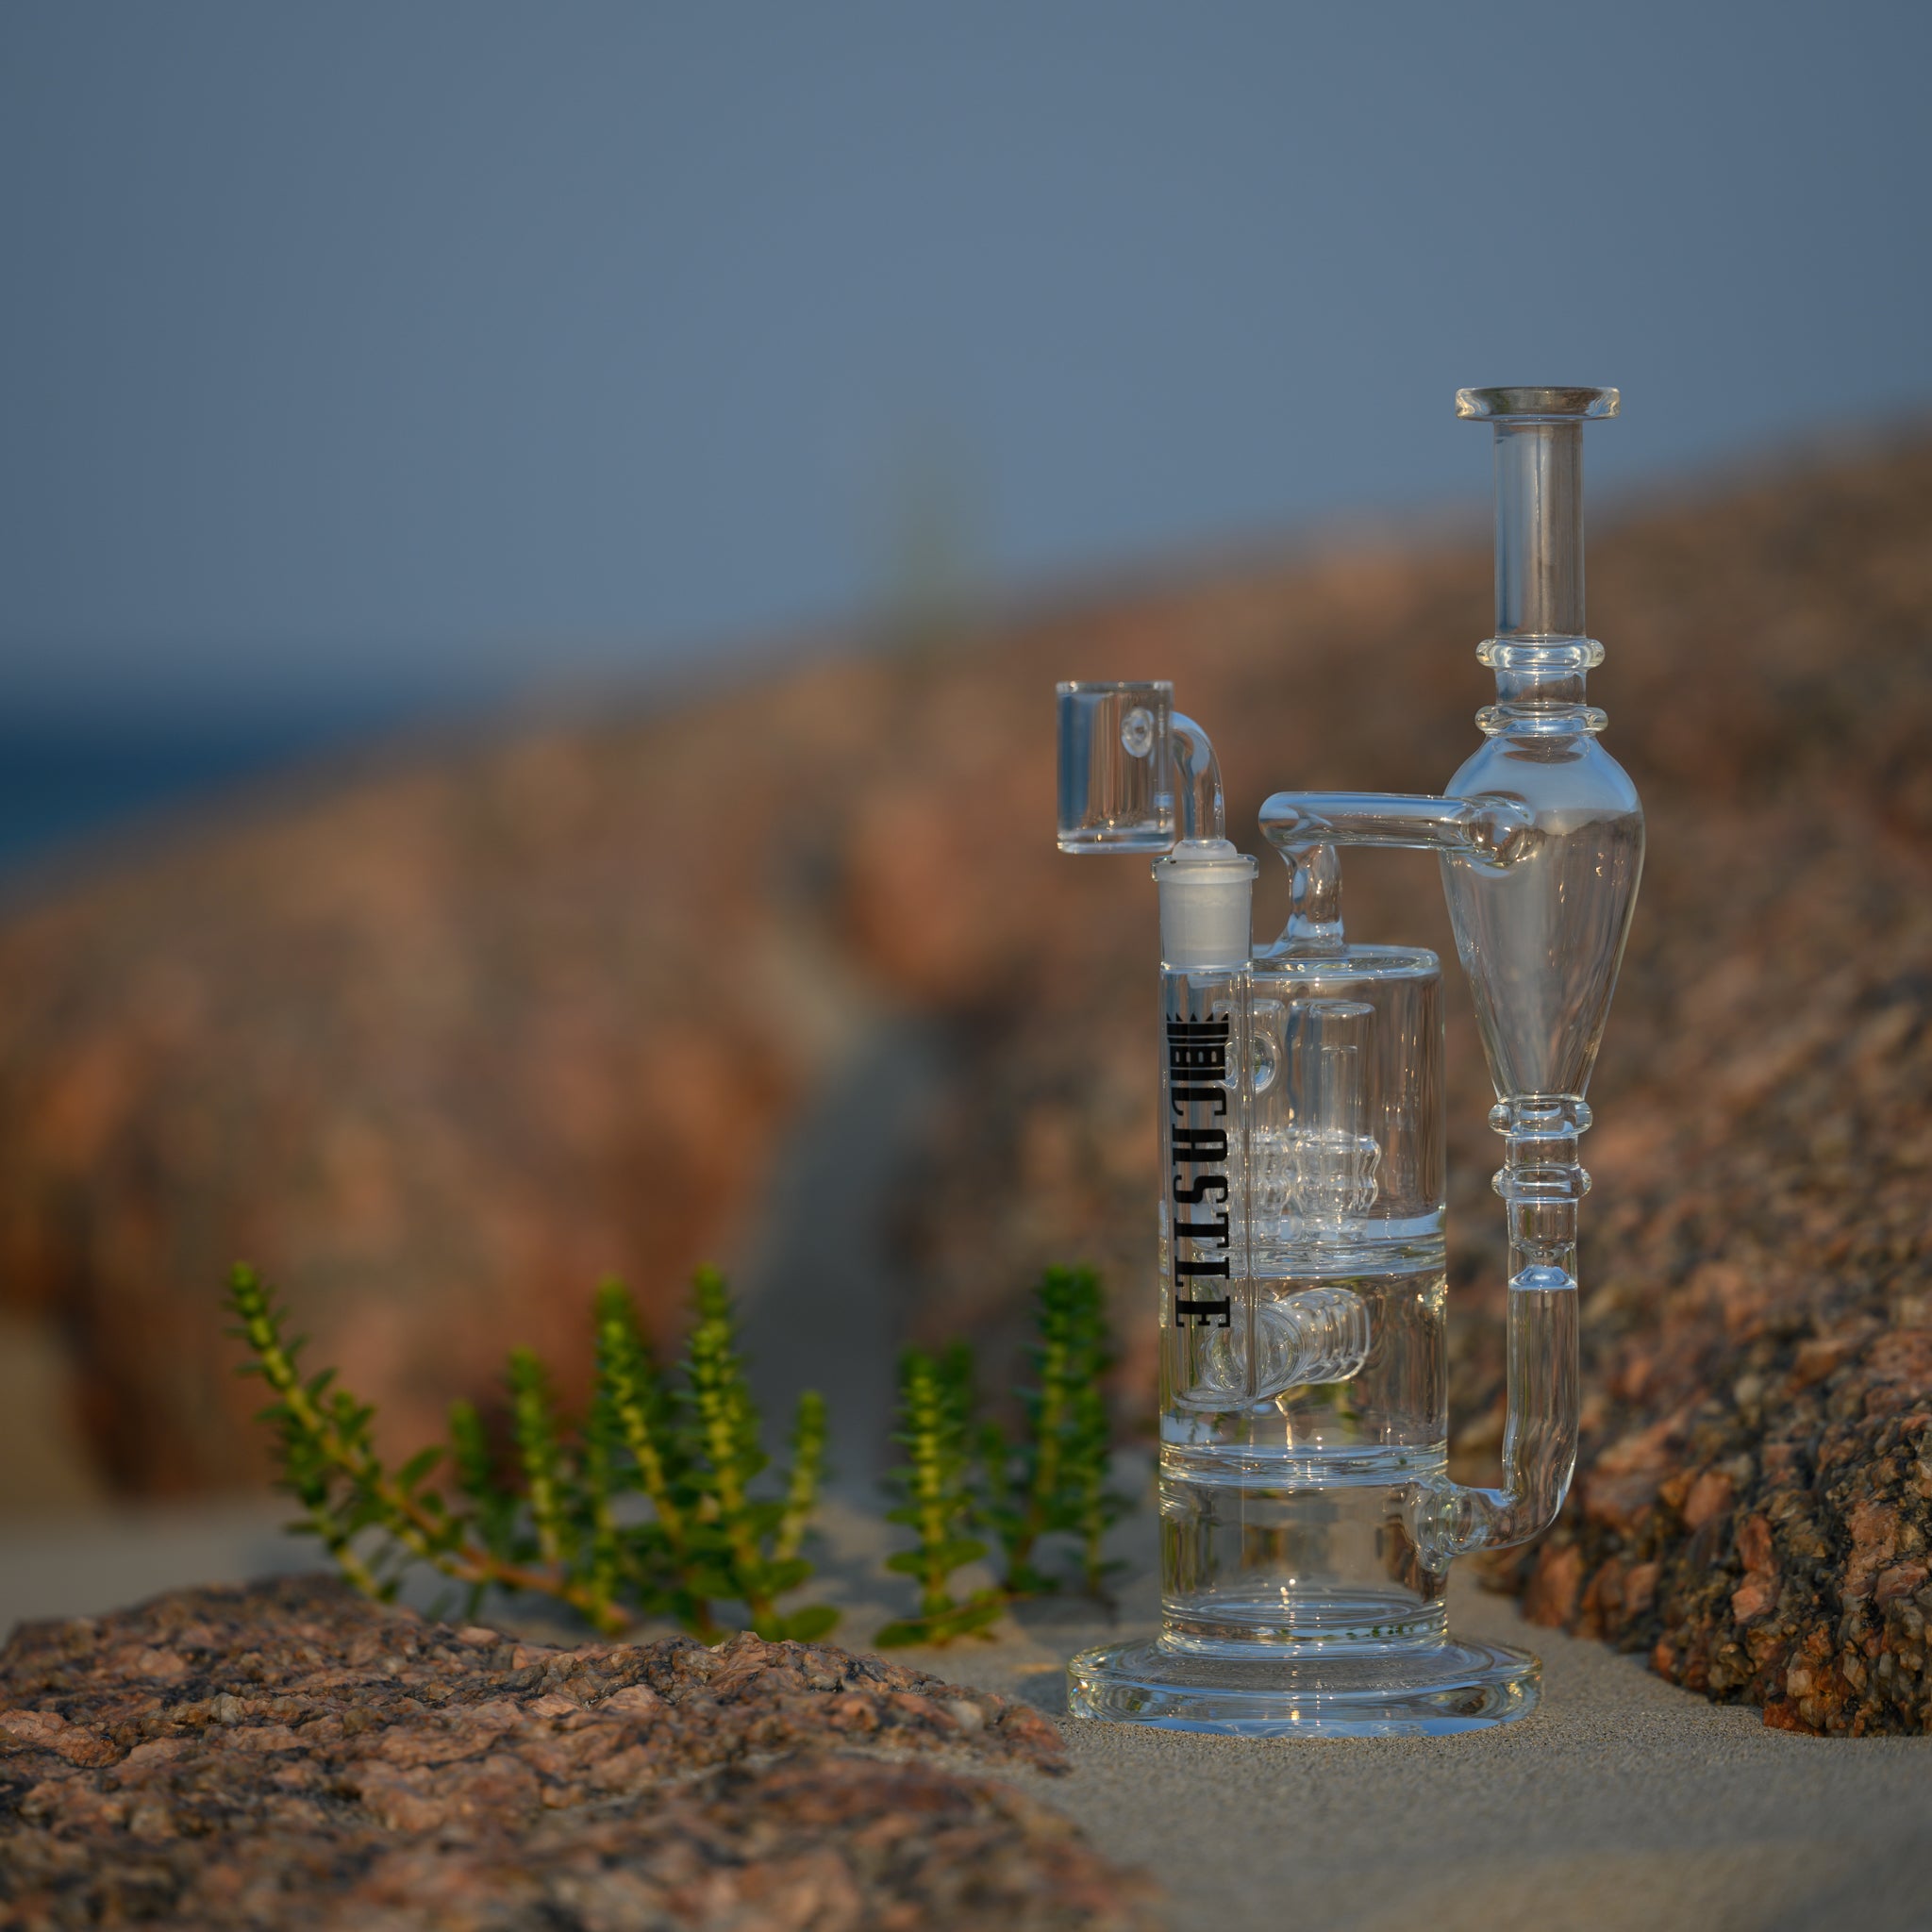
[[1458, 386, 1620, 721], [1493, 419, 1584, 641], [1457, 386, 1619, 645]]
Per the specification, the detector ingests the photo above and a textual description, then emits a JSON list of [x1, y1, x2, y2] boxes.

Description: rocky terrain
[[1500, 835, 1932, 1735], [0, 1575, 1153, 1929], [0, 429, 1927, 1730]]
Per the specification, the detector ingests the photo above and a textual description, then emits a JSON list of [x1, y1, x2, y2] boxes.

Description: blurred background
[[2, 0, 1929, 1594]]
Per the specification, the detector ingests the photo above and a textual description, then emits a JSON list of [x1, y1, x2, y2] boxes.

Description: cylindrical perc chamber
[[1158, 941, 1449, 1651], [1074, 923, 1537, 1732]]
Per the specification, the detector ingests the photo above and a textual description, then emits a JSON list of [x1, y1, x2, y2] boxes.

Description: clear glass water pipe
[[1053, 386, 1643, 1734]]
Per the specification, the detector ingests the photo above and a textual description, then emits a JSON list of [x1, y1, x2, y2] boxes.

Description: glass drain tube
[[1055, 387, 1642, 1733]]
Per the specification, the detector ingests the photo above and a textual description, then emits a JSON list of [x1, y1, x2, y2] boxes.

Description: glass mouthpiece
[[1057, 680, 1174, 852], [1454, 387, 1620, 421], [1459, 386, 1619, 640]]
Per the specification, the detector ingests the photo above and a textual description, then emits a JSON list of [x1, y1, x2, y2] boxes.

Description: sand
[[3, 1496, 1926, 1932], [991, 1586, 1932, 1932]]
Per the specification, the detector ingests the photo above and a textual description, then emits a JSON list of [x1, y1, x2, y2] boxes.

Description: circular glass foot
[[1067, 1633, 1540, 1737]]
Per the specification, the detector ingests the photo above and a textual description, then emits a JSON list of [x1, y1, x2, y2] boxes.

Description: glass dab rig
[[1056, 387, 1642, 1734]]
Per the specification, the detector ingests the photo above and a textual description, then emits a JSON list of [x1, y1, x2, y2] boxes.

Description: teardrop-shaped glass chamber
[[1441, 717, 1642, 1103], [1444, 388, 1641, 1107]]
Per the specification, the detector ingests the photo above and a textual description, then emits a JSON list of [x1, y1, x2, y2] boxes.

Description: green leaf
[[763, 1557, 811, 1594], [929, 1537, 988, 1571], [779, 1605, 840, 1641], [929, 1594, 1005, 1641]]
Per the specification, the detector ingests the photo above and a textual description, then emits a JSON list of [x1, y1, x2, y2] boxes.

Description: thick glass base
[[1066, 1631, 1540, 1737]]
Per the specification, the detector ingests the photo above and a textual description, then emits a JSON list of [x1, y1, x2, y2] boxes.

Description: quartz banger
[[1054, 386, 1642, 1734]]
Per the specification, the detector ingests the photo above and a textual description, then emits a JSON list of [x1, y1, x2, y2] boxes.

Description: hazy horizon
[[4, 0, 1929, 867]]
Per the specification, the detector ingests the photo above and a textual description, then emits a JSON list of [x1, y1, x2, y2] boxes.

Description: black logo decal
[[1168, 1017, 1234, 1327]]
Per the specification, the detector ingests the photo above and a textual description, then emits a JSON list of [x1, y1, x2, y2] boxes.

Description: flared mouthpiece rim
[[1456, 386, 1620, 422]]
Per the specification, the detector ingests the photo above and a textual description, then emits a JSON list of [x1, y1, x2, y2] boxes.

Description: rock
[[1498, 856, 1932, 1733], [0, 1575, 1158, 1929], [0, 426, 1928, 1732]]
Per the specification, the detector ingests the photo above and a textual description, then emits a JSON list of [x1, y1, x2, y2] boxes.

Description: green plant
[[981, 1264, 1129, 1601], [226, 1262, 834, 1643], [874, 1344, 1003, 1648], [674, 1266, 831, 1640], [874, 1266, 1132, 1644]]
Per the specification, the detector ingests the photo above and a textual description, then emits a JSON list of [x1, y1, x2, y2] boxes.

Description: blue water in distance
[[0, 707, 415, 891], [5, 4, 1929, 888]]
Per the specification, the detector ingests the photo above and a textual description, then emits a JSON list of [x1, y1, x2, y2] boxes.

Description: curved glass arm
[[1258, 790, 1537, 865], [1170, 713, 1224, 844], [1410, 1277, 1579, 1566]]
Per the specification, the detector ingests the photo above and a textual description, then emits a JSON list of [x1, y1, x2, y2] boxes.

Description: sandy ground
[[3, 1491, 1926, 1932]]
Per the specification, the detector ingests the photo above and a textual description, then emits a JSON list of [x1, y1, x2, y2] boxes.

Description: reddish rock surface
[[1492, 902, 1932, 1734], [0, 432, 1928, 1728], [0, 1576, 1155, 1930]]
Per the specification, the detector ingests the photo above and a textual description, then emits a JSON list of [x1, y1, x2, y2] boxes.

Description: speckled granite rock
[[1, 430, 1928, 1733], [1497, 908, 1932, 1736], [0, 1576, 1156, 1930]]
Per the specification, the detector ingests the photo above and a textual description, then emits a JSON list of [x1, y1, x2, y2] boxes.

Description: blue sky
[[3, 0, 1928, 759]]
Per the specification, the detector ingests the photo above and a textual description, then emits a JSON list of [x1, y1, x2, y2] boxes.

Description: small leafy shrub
[[227, 1263, 833, 1642], [874, 1344, 1004, 1648], [875, 1265, 1131, 1646], [981, 1264, 1127, 1601]]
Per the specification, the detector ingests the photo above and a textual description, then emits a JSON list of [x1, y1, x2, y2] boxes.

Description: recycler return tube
[[1256, 387, 1641, 1566]]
